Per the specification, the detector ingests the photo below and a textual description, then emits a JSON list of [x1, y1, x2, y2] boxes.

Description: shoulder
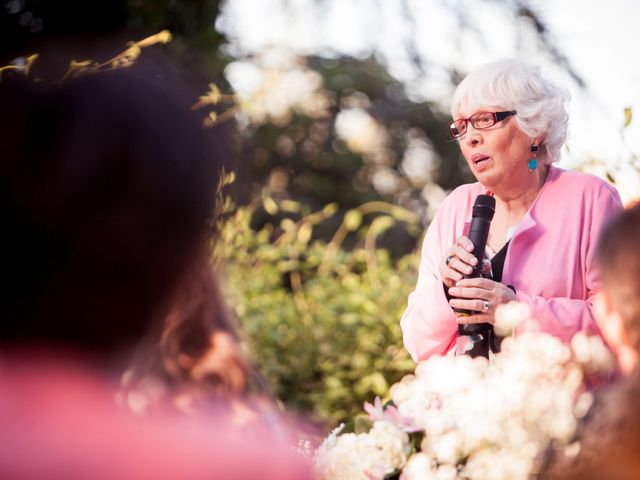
[[425, 182, 482, 237], [550, 167, 620, 200], [440, 182, 484, 209], [530, 167, 622, 229], [430, 182, 484, 225], [540, 167, 622, 215]]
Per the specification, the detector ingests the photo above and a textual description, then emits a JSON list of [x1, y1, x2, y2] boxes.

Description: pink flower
[[364, 397, 420, 433]]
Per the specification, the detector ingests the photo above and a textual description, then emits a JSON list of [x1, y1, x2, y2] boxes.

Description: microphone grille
[[472, 194, 496, 220]]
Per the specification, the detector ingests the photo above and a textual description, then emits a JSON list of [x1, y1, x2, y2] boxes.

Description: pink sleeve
[[401, 206, 458, 362], [515, 185, 623, 341], [514, 292, 600, 341]]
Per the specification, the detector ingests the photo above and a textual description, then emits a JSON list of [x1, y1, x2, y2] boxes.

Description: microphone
[[454, 194, 495, 357]]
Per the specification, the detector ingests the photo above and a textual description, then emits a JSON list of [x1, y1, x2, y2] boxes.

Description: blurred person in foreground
[[121, 260, 283, 430], [401, 59, 623, 361], [0, 67, 309, 479], [544, 202, 640, 480]]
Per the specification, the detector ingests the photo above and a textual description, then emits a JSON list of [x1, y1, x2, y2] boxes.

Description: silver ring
[[445, 255, 455, 267], [483, 300, 490, 312]]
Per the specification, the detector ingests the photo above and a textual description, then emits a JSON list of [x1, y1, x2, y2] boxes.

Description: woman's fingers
[[455, 277, 494, 289], [448, 279, 516, 324], [448, 286, 487, 299], [440, 236, 479, 285], [456, 235, 474, 252], [451, 242, 478, 269], [449, 277, 496, 300], [444, 267, 463, 284], [448, 297, 488, 313], [448, 256, 474, 276], [457, 314, 492, 324]]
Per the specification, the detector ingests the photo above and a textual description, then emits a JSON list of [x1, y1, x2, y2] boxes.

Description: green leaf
[[354, 415, 373, 434], [280, 200, 301, 213], [297, 223, 313, 245], [624, 107, 633, 128], [198, 83, 221, 105], [322, 203, 339, 216], [344, 210, 363, 231], [262, 195, 279, 215], [390, 206, 418, 223], [280, 218, 297, 233], [369, 215, 395, 235]]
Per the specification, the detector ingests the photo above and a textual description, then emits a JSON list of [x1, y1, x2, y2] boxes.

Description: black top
[[486, 240, 511, 354], [490, 240, 509, 283]]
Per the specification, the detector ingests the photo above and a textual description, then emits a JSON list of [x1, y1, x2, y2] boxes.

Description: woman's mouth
[[470, 153, 490, 172]]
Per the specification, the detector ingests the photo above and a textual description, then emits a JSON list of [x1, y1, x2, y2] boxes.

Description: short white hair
[[450, 59, 570, 165]]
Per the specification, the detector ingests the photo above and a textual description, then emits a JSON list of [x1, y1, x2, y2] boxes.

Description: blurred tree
[[0, 1, 127, 62], [127, 0, 228, 78], [0, 0, 225, 67], [215, 202, 420, 425], [0, 0, 247, 203], [2, 0, 587, 240], [236, 52, 469, 254], [217, 0, 588, 254]]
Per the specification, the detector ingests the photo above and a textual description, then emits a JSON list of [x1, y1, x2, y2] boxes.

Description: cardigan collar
[[466, 165, 560, 236], [513, 164, 559, 236]]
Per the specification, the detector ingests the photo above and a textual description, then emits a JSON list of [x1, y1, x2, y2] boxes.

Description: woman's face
[[455, 106, 533, 191]]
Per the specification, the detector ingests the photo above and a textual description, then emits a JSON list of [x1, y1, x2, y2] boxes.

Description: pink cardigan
[[401, 166, 623, 362]]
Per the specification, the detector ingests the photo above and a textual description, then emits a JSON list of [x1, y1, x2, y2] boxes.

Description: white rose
[[401, 453, 436, 480]]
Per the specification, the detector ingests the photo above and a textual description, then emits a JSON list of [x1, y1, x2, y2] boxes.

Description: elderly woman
[[401, 59, 622, 361]]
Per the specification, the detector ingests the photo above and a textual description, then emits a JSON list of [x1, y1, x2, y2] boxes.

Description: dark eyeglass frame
[[449, 110, 517, 138]]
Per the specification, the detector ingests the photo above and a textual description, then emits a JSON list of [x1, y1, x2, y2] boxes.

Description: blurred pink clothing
[[401, 166, 623, 362], [0, 355, 311, 480]]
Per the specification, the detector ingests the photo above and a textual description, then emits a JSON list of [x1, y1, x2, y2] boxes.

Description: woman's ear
[[532, 135, 545, 147]]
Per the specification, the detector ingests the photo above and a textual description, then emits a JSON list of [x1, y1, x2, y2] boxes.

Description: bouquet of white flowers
[[313, 303, 615, 480]]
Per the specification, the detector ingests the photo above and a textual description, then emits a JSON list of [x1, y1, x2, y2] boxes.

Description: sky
[[536, 0, 640, 167], [217, 0, 640, 177]]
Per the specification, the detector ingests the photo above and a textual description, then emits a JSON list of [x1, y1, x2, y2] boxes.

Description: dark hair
[[0, 67, 221, 355], [596, 202, 640, 352], [121, 260, 262, 413]]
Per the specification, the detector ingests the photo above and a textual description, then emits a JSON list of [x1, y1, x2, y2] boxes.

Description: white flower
[[314, 432, 375, 480], [421, 431, 463, 465], [435, 464, 458, 480], [401, 453, 436, 480], [314, 421, 410, 480], [494, 301, 531, 336], [571, 332, 616, 374], [368, 421, 412, 471], [316, 329, 593, 480], [462, 448, 533, 480], [574, 391, 594, 418], [318, 423, 345, 451]]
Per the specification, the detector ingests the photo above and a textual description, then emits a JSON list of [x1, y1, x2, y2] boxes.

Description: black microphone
[[454, 194, 495, 357]]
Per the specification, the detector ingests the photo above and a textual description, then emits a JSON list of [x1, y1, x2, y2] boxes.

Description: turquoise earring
[[528, 144, 539, 171]]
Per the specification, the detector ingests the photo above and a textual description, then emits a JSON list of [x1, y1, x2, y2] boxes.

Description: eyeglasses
[[449, 111, 517, 138]]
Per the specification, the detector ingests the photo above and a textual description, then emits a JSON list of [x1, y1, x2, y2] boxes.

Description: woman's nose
[[463, 127, 481, 147]]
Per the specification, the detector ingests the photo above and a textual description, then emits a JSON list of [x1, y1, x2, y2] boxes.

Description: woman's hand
[[439, 236, 479, 288], [447, 277, 516, 324]]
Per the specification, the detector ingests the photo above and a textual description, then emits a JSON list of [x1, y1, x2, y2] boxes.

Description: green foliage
[[215, 200, 420, 426], [128, 0, 229, 79]]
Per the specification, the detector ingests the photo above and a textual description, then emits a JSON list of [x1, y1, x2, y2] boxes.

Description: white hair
[[450, 59, 570, 165]]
